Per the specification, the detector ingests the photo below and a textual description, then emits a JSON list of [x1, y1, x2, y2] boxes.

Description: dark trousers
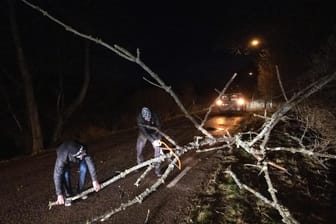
[[136, 132, 161, 175], [62, 159, 88, 197]]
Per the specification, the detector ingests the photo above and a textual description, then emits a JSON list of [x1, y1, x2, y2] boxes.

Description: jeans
[[62, 159, 88, 196]]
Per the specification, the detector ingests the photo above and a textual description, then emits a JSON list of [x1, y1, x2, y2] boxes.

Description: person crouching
[[53, 140, 101, 206]]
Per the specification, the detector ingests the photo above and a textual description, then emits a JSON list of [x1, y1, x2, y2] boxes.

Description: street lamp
[[248, 38, 277, 109], [250, 38, 260, 47]]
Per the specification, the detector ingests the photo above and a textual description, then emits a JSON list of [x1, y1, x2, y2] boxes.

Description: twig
[[144, 209, 150, 224], [200, 72, 238, 127], [247, 72, 336, 152], [134, 164, 154, 187], [267, 146, 336, 159], [225, 169, 299, 224], [276, 65, 288, 102], [88, 157, 181, 223]]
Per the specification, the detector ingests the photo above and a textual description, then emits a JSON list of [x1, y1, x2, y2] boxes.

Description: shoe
[[65, 199, 72, 207], [81, 195, 88, 200]]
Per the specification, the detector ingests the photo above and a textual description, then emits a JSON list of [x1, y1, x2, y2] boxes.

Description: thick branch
[[20, 0, 215, 140], [249, 72, 336, 147]]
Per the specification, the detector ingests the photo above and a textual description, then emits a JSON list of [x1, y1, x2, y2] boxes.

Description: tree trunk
[[8, 0, 44, 155], [51, 41, 91, 143], [257, 49, 280, 109]]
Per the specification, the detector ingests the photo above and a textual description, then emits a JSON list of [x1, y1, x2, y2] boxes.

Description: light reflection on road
[[204, 115, 243, 136]]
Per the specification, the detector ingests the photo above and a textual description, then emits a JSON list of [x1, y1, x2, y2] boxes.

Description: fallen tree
[[20, 1, 336, 223]]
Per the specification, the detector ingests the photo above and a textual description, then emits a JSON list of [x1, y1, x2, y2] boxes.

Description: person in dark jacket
[[53, 140, 101, 206], [136, 107, 162, 176]]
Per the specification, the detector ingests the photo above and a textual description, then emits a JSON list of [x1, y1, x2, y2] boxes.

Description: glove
[[152, 140, 161, 147]]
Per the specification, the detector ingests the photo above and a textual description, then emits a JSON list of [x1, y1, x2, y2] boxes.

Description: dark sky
[[1, 0, 336, 93]]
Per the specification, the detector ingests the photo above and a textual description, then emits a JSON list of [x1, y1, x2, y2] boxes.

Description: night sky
[[1, 0, 335, 103]]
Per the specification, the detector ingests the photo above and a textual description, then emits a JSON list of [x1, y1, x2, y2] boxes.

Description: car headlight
[[216, 99, 223, 106], [237, 98, 245, 106]]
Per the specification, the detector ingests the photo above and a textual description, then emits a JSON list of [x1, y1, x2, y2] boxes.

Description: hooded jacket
[[137, 109, 161, 142], [53, 141, 98, 196]]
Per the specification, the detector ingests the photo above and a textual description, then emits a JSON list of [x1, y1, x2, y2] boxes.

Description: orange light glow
[[237, 98, 245, 105], [216, 99, 223, 106], [250, 39, 260, 47]]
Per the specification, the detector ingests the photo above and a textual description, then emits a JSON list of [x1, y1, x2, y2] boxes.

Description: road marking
[[167, 166, 192, 188]]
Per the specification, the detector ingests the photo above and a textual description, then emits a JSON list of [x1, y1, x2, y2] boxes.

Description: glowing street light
[[250, 38, 260, 47], [248, 38, 277, 109]]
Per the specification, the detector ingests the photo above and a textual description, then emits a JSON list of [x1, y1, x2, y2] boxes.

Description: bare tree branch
[[225, 169, 299, 224], [249, 72, 336, 148], [20, 0, 215, 140], [200, 72, 238, 127], [276, 65, 289, 102]]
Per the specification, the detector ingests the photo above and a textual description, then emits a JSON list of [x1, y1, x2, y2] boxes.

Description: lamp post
[[248, 38, 277, 109]]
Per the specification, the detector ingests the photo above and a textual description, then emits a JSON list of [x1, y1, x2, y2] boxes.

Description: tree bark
[[8, 0, 44, 154], [51, 41, 91, 143]]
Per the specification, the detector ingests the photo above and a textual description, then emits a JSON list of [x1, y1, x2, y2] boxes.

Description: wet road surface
[[204, 114, 244, 136]]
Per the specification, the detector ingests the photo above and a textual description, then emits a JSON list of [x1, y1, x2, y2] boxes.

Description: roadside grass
[[186, 109, 336, 224]]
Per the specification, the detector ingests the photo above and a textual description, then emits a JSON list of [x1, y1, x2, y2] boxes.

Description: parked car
[[214, 92, 247, 112]]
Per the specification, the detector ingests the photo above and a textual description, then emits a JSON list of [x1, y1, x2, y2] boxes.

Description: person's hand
[[152, 140, 161, 147], [93, 180, 101, 192], [56, 195, 65, 205]]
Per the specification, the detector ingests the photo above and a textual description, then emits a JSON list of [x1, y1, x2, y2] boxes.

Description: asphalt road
[[0, 113, 248, 224]]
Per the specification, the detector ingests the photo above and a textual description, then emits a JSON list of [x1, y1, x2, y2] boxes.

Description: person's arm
[[53, 157, 66, 204], [137, 114, 155, 141], [149, 113, 161, 141], [84, 156, 101, 191]]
